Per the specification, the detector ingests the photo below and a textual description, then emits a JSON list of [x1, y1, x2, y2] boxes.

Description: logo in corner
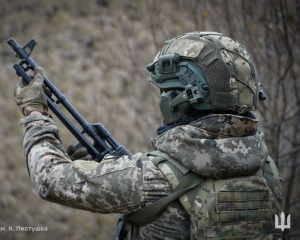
[[275, 212, 290, 231]]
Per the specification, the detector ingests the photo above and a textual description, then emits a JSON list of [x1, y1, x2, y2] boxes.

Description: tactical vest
[[126, 150, 283, 240]]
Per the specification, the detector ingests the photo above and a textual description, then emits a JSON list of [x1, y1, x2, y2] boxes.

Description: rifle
[[7, 38, 132, 162]]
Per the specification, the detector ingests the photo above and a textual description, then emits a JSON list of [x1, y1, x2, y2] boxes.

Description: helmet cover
[[147, 31, 265, 123]]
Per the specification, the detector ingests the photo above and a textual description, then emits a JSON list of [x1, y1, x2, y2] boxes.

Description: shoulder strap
[[151, 150, 204, 213], [150, 150, 189, 175], [125, 171, 204, 227]]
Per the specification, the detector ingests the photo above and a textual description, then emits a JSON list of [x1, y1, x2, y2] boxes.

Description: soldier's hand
[[14, 66, 48, 117], [67, 145, 92, 161]]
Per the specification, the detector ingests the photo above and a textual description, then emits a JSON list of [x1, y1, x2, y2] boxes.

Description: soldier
[[14, 32, 284, 239]]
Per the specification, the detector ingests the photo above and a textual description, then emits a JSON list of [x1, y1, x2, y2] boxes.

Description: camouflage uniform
[[21, 111, 283, 239]]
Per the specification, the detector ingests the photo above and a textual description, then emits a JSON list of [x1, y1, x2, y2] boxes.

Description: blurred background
[[0, 0, 299, 239]]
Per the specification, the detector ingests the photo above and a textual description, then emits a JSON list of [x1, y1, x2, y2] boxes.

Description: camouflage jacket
[[21, 113, 283, 239]]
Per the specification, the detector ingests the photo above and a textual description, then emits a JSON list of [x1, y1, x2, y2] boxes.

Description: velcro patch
[[73, 161, 99, 171]]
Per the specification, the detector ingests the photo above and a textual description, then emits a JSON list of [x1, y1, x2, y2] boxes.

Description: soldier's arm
[[22, 112, 169, 214]]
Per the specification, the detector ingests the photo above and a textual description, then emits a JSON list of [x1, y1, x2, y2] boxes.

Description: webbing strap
[[125, 171, 204, 227], [149, 150, 189, 175]]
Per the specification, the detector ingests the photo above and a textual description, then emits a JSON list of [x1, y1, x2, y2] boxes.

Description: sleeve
[[21, 114, 147, 214]]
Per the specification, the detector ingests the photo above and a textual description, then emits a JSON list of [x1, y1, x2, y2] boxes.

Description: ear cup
[[178, 101, 194, 118], [159, 90, 194, 124]]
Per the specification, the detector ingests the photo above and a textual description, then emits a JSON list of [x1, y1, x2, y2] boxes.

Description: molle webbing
[[126, 149, 282, 239], [217, 190, 273, 222]]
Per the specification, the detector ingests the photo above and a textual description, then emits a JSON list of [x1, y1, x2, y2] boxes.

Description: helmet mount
[[147, 32, 266, 124]]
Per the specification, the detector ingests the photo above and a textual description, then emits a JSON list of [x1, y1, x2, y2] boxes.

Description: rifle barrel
[[8, 38, 132, 161]]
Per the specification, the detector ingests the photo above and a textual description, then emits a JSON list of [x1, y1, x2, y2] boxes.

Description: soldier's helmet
[[147, 32, 266, 125]]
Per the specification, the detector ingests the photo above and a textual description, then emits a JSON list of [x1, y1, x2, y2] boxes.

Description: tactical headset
[[147, 32, 266, 125]]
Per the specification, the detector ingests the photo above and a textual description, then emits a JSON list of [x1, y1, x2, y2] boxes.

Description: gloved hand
[[66, 145, 92, 161], [14, 66, 48, 116]]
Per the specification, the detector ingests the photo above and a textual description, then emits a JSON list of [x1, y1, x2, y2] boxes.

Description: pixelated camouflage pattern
[[21, 114, 189, 239], [152, 114, 283, 239], [188, 174, 283, 239], [21, 113, 282, 239], [165, 38, 205, 58], [154, 114, 262, 178], [155, 32, 258, 112]]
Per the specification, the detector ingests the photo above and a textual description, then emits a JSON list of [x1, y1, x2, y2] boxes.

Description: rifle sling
[[125, 171, 204, 227]]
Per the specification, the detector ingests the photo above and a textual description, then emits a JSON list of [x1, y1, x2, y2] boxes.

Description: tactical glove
[[67, 145, 92, 161], [14, 66, 48, 116]]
